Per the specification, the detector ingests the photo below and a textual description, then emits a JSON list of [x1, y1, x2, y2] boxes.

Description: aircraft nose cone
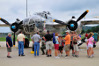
[[70, 24, 74, 27]]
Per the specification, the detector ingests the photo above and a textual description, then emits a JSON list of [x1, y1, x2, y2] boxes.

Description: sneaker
[[42, 53, 45, 55], [55, 56, 58, 59], [21, 55, 25, 56], [65, 55, 69, 58], [7, 56, 12, 58], [19, 54, 20, 56], [49, 55, 52, 57], [75, 55, 79, 58], [91, 54, 94, 58], [90, 55, 94, 58], [57, 56, 60, 58], [65, 55, 68, 57], [47, 55, 50, 57], [72, 54, 75, 57], [88, 56, 91, 58], [55, 56, 60, 59]]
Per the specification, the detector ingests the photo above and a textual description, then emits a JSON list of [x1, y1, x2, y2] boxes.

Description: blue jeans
[[34, 42, 40, 56], [18, 41, 24, 55]]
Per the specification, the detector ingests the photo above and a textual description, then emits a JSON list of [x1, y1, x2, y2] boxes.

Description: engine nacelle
[[67, 20, 78, 31]]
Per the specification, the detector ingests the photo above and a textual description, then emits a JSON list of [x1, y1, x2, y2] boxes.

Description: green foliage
[[86, 26, 99, 33], [0, 37, 6, 41], [81, 29, 85, 34]]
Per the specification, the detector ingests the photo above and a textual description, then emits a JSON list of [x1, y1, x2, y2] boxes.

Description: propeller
[[53, 19, 67, 25], [0, 18, 10, 25], [53, 10, 89, 31], [0, 18, 23, 46], [76, 10, 89, 22]]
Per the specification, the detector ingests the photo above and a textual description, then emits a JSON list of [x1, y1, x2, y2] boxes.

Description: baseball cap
[[65, 30, 70, 33], [58, 34, 62, 37]]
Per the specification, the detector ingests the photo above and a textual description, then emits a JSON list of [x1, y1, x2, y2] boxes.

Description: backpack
[[53, 33, 56, 44], [73, 36, 77, 44], [93, 41, 96, 48]]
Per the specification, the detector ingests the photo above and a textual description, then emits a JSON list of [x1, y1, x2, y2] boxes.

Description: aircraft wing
[[81, 18, 99, 25]]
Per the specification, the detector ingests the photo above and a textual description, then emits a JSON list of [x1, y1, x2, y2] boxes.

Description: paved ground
[[0, 41, 99, 66]]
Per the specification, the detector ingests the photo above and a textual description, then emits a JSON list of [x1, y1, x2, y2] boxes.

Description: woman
[[54, 33, 60, 58], [87, 32, 94, 58], [73, 32, 81, 57], [58, 35, 64, 56]]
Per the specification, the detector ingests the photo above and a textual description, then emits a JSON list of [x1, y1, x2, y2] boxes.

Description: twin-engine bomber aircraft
[[0, 10, 89, 46]]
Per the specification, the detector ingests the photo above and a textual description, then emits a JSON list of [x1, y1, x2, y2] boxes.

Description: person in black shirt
[[44, 31, 53, 57], [6, 33, 13, 58]]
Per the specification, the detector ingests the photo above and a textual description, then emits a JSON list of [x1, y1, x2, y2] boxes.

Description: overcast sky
[[0, 0, 99, 24]]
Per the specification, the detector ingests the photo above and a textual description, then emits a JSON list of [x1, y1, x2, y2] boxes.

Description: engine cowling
[[67, 20, 78, 31]]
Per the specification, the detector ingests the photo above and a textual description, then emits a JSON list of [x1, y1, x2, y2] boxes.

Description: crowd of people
[[5, 30, 98, 58]]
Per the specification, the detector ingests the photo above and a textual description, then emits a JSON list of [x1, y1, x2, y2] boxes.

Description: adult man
[[44, 30, 53, 57], [6, 33, 13, 58], [64, 30, 71, 57], [93, 32, 98, 42], [17, 32, 25, 56], [70, 31, 75, 57], [31, 32, 41, 56]]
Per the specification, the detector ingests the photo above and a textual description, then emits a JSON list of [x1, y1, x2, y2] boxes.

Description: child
[[59, 35, 64, 56], [41, 37, 46, 55]]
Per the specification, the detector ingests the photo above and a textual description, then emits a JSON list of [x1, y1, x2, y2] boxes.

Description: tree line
[[81, 25, 99, 34]]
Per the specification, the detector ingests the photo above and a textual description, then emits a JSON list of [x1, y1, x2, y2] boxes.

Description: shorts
[[46, 41, 53, 50], [54, 44, 59, 50], [70, 41, 74, 50], [7, 47, 12, 52], [64, 44, 70, 51], [73, 44, 79, 51], [59, 46, 64, 51], [94, 39, 98, 42], [88, 44, 93, 48]]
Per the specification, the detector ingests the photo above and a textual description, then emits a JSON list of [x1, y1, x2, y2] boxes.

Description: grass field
[[0, 37, 6, 41], [0, 36, 31, 41], [0, 36, 17, 41]]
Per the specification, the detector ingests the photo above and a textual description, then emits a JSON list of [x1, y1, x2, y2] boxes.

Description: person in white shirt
[[17, 31, 25, 56]]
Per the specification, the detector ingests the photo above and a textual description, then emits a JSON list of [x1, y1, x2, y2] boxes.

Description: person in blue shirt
[[31, 32, 41, 56], [6, 33, 13, 58], [93, 32, 98, 42]]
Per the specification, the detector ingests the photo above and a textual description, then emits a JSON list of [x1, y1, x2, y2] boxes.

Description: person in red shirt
[[85, 32, 88, 38]]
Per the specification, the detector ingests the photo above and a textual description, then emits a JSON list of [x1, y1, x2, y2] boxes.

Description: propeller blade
[[53, 19, 67, 25], [76, 10, 89, 22], [13, 32, 16, 47], [0, 17, 10, 25]]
